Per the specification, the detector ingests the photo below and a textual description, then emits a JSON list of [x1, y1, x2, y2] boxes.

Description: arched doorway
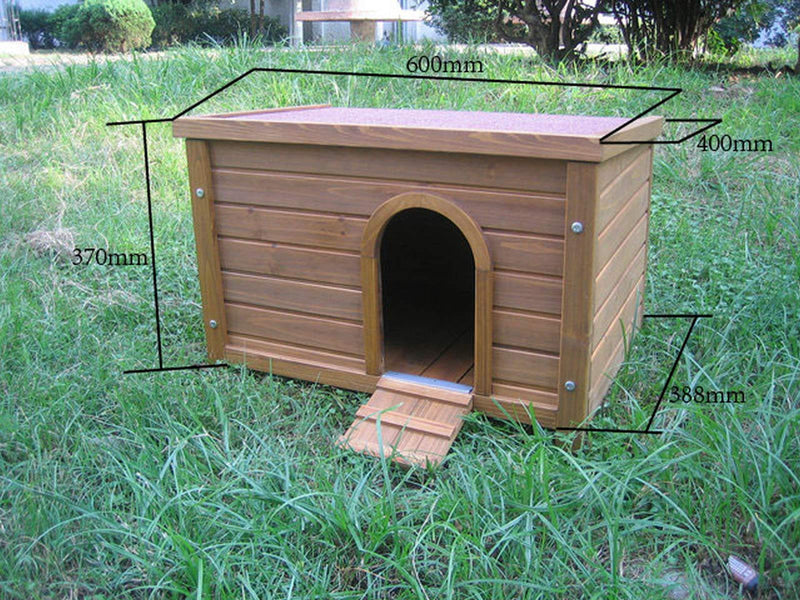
[[361, 193, 492, 395]]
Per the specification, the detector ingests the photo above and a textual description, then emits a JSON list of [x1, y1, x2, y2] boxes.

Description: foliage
[[18, 9, 57, 50], [608, 0, 750, 60], [74, 0, 155, 52], [426, 0, 604, 62], [425, 0, 499, 43], [151, 0, 285, 47]]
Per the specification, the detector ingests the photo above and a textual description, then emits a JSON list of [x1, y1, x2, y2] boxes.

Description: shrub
[[50, 4, 82, 48], [18, 9, 56, 49], [76, 0, 155, 52], [151, 0, 286, 48], [426, 0, 498, 43]]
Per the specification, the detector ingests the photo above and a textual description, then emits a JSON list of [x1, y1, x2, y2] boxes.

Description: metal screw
[[571, 221, 584, 234], [564, 380, 576, 391], [195, 188, 205, 198], [209, 319, 218, 329]]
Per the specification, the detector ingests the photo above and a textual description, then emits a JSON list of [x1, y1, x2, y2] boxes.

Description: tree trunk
[[258, 0, 265, 35], [250, 0, 257, 38]]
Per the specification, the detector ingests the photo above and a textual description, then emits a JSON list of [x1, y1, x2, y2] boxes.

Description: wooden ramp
[[339, 372, 473, 467]]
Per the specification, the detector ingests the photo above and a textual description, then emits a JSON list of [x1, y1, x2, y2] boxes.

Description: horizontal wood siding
[[589, 145, 652, 412], [218, 238, 361, 287], [226, 303, 364, 357], [222, 272, 362, 322], [215, 204, 366, 251], [206, 142, 568, 414], [211, 169, 565, 236], [210, 142, 567, 194]]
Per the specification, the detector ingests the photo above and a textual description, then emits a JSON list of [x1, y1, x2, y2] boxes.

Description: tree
[[427, 0, 605, 63], [608, 0, 749, 60]]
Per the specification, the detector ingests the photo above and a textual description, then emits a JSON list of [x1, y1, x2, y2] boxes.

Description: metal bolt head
[[564, 380, 576, 391], [195, 188, 205, 198], [209, 319, 218, 329], [571, 221, 584, 234]]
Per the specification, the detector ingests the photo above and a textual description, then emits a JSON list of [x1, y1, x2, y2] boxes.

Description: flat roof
[[173, 105, 663, 162]]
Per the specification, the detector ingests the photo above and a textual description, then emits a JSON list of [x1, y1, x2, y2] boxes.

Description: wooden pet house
[[173, 105, 662, 465]]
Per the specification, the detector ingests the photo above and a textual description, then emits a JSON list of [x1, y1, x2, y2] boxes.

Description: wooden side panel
[[485, 232, 564, 277], [556, 162, 598, 427], [493, 309, 561, 354], [186, 140, 227, 360], [225, 334, 377, 393], [494, 272, 562, 316], [212, 169, 566, 236], [226, 303, 364, 357], [589, 144, 653, 413], [218, 238, 361, 287], [210, 142, 567, 194], [215, 204, 366, 251], [222, 272, 362, 322], [493, 347, 559, 390]]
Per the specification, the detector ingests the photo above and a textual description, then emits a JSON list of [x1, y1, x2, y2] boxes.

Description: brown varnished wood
[[218, 237, 361, 287], [472, 392, 556, 427], [361, 192, 493, 395], [595, 181, 650, 269], [226, 303, 364, 357], [493, 346, 559, 391], [596, 149, 652, 233], [593, 216, 648, 310], [484, 231, 564, 277], [175, 108, 662, 163], [210, 142, 567, 194], [215, 204, 366, 251], [494, 271, 563, 316], [556, 162, 598, 428], [227, 333, 364, 373], [597, 145, 648, 191], [592, 247, 647, 349], [493, 309, 561, 354], [186, 140, 227, 360], [225, 336, 378, 393], [361, 257, 383, 375], [212, 168, 566, 236], [339, 373, 472, 467], [222, 272, 362, 322]]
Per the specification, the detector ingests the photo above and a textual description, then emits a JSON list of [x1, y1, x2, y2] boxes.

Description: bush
[[426, 0, 498, 43], [50, 4, 82, 48], [79, 0, 155, 51], [18, 9, 56, 49], [151, 1, 287, 48]]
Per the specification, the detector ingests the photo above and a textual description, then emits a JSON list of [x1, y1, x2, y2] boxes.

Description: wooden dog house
[[173, 105, 662, 465]]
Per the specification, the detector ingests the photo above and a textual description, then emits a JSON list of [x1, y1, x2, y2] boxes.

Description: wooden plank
[[212, 168, 566, 235], [594, 216, 647, 311], [494, 271, 562, 316], [591, 275, 642, 380], [215, 204, 366, 251], [354, 405, 456, 439], [379, 376, 472, 407], [589, 335, 626, 412], [420, 331, 474, 383], [493, 346, 559, 390], [176, 111, 662, 163], [556, 162, 598, 428], [493, 309, 561, 354], [598, 145, 648, 191], [218, 237, 361, 287], [485, 232, 564, 276], [222, 272, 362, 322], [186, 140, 227, 361], [472, 393, 557, 428], [597, 148, 651, 232], [595, 181, 649, 269], [361, 256, 382, 375], [593, 248, 646, 348], [210, 142, 567, 194], [492, 382, 559, 410], [224, 334, 378, 394], [226, 333, 364, 372], [474, 269, 492, 395], [226, 303, 364, 356]]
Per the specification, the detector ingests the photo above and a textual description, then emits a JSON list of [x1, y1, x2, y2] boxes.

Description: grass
[[1, 42, 798, 599]]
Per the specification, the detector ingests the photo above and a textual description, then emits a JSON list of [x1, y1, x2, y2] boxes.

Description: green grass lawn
[[1, 43, 798, 599]]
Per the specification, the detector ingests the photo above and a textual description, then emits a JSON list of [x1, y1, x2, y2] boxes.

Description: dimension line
[[142, 122, 164, 370], [124, 363, 229, 375]]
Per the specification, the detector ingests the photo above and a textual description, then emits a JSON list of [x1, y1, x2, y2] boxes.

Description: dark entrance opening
[[380, 208, 475, 385]]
